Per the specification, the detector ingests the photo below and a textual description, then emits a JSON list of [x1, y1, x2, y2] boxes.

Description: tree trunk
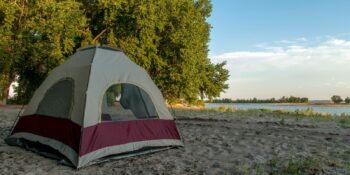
[[1, 85, 9, 105], [199, 89, 205, 100]]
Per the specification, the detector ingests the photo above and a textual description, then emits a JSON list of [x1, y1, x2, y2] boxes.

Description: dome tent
[[5, 46, 183, 168]]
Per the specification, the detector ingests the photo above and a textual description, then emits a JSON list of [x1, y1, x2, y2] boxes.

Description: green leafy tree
[[234, 96, 308, 103], [199, 61, 229, 101], [0, 0, 88, 104], [345, 97, 350, 104], [331, 95, 343, 104], [0, 1, 18, 104], [212, 98, 234, 103], [300, 97, 309, 103], [1, 0, 228, 104], [80, 0, 225, 103]]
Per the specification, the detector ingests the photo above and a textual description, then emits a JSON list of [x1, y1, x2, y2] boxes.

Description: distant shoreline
[[206, 102, 350, 107]]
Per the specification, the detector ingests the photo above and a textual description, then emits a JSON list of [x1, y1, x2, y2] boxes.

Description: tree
[[0, 0, 88, 104], [300, 97, 309, 103], [1, 0, 228, 104], [212, 98, 233, 103], [80, 0, 225, 103], [345, 97, 350, 104], [0, 1, 18, 104], [331, 95, 343, 104], [199, 61, 229, 101]]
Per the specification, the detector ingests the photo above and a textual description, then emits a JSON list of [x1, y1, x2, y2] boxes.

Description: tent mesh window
[[101, 83, 158, 121], [36, 79, 74, 118]]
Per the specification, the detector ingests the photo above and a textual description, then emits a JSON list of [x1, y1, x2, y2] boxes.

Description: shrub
[[331, 95, 343, 104], [345, 97, 350, 104], [267, 156, 326, 175]]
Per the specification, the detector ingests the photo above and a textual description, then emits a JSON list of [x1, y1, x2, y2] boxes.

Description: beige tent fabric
[[10, 132, 79, 166], [36, 79, 74, 118], [21, 46, 173, 126], [83, 48, 172, 127], [78, 139, 183, 167], [22, 48, 95, 125]]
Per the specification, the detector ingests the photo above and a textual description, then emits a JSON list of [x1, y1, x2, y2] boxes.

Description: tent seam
[[77, 45, 98, 167]]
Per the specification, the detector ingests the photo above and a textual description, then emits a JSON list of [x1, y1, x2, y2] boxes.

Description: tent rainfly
[[5, 46, 183, 168]]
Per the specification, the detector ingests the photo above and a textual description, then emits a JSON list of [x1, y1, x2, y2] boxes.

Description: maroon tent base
[[10, 114, 182, 165]]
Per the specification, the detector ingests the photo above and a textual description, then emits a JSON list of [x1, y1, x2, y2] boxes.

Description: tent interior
[[101, 83, 159, 121]]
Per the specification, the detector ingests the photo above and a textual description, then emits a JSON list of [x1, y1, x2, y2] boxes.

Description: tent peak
[[77, 45, 123, 52]]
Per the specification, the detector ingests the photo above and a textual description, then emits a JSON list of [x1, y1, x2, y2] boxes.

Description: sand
[[1, 106, 350, 174]]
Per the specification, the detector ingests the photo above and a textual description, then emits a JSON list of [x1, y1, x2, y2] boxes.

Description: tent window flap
[[36, 79, 74, 118], [101, 83, 158, 121]]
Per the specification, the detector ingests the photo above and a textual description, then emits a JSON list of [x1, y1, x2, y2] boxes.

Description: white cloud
[[297, 37, 308, 42], [213, 51, 282, 60], [211, 38, 350, 100], [326, 38, 350, 46], [273, 37, 308, 45]]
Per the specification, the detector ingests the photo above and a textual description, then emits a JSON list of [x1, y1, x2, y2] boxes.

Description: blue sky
[[208, 0, 350, 100]]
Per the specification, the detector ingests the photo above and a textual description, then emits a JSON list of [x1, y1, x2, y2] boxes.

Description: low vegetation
[[331, 95, 350, 104], [211, 96, 309, 103], [172, 106, 350, 125], [331, 95, 343, 104], [345, 97, 350, 104], [250, 155, 328, 175]]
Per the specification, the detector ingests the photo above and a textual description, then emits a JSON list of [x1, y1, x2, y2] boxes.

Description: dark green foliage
[[0, 0, 229, 104], [212, 96, 309, 103], [345, 97, 350, 104], [276, 96, 309, 103], [105, 84, 121, 106], [199, 61, 229, 101], [212, 98, 234, 103], [0, 0, 88, 104], [75, 0, 228, 103], [331, 95, 343, 104], [265, 155, 326, 175]]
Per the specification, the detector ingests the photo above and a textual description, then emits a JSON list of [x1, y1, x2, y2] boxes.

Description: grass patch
[[338, 114, 350, 128], [171, 106, 350, 125], [237, 155, 335, 175], [267, 156, 327, 175]]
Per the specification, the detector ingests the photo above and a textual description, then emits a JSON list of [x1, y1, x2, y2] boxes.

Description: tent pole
[[169, 104, 177, 120], [8, 104, 25, 136]]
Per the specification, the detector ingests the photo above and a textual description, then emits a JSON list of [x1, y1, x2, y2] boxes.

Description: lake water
[[205, 103, 350, 116]]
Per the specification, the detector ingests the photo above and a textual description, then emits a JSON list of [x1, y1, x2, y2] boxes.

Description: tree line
[[331, 95, 350, 104], [0, 0, 229, 104], [212, 96, 309, 103]]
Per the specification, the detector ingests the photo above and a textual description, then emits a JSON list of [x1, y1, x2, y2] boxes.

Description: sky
[[208, 0, 350, 100]]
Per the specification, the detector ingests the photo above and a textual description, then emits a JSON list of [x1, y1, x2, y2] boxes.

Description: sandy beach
[[1, 106, 350, 174]]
